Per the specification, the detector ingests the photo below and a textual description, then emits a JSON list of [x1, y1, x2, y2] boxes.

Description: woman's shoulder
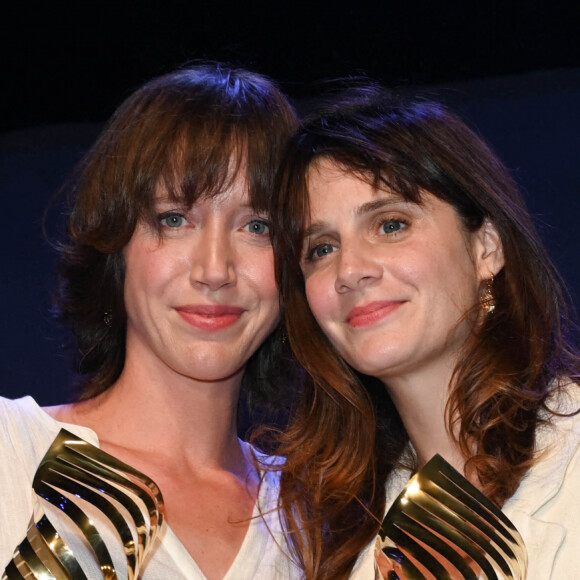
[[0, 394, 44, 417], [540, 380, 580, 438], [0, 396, 63, 473], [523, 381, 580, 498], [0, 395, 63, 557], [502, 381, 580, 579], [504, 381, 580, 510], [0, 395, 99, 467], [0, 395, 58, 441]]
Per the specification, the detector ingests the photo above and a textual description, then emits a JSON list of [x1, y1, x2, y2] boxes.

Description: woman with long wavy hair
[[271, 84, 580, 579], [0, 63, 302, 579]]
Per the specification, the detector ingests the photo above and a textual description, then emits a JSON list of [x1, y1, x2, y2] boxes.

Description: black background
[[3, 0, 580, 129]]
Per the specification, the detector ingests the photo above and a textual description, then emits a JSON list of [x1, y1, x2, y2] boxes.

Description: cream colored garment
[[0, 396, 300, 579], [351, 385, 580, 579]]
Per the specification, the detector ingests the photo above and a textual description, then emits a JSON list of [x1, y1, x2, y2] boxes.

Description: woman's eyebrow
[[303, 223, 328, 239], [354, 197, 404, 217]]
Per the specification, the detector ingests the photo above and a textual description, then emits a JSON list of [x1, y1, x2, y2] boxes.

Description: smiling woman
[[0, 63, 302, 579], [271, 84, 580, 579], [301, 161, 503, 387], [123, 177, 280, 385]]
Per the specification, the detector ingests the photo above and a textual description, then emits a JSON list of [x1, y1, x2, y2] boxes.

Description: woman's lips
[[346, 301, 403, 327], [175, 305, 244, 330]]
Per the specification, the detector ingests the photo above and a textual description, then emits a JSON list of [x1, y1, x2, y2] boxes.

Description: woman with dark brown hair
[[272, 84, 580, 579], [0, 64, 302, 579]]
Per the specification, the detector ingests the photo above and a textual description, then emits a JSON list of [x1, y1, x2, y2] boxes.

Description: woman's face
[[300, 159, 502, 387], [122, 171, 280, 385]]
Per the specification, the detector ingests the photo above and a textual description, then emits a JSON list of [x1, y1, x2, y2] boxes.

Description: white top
[[351, 385, 580, 579], [0, 396, 301, 579]]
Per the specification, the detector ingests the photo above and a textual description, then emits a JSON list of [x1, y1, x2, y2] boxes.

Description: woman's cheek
[[304, 277, 328, 322]]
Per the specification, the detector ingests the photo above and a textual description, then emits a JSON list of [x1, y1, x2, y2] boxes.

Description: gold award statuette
[[3, 429, 165, 580], [378, 454, 527, 580]]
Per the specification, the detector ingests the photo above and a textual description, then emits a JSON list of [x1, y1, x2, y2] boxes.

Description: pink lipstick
[[175, 304, 244, 330], [346, 301, 402, 327]]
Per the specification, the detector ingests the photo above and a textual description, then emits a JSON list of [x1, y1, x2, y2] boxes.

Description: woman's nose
[[334, 242, 382, 294], [189, 229, 236, 291]]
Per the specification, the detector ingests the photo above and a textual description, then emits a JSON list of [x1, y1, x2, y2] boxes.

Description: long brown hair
[[54, 63, 298, 412], [271, 83, 580, 579]]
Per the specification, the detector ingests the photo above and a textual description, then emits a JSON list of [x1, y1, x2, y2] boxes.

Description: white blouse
[[0, 396, 300, 579], [351, 385, 580, 579]]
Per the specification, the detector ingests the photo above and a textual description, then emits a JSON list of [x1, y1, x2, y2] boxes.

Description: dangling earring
[[103, 310, 113, 328], [481, 276, 495, 314]]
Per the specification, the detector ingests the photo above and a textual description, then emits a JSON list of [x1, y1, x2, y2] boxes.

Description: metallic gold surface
[[378, 454, 527, 580], [2, 429, 165, 580]]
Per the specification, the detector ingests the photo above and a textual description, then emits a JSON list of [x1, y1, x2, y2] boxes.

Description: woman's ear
[[474, 219, 504, 279]]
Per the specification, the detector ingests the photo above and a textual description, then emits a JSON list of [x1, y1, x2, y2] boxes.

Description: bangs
[[325, 157, 425, 206], [303, 147, 426, 212], [296, 95, 488, 231], [137, 116, 277, 231], [314, 150, 483, 231]]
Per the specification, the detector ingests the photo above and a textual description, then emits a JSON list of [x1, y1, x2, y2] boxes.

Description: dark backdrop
[[1, 1, 579, 404]]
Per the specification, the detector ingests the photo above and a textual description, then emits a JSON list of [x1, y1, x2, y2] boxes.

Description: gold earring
[[481, 275, 495, 314]]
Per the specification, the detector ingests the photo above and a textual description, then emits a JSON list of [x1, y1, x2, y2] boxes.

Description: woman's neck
[[47, 355, 247, 474], [381, 362, 466, 474]]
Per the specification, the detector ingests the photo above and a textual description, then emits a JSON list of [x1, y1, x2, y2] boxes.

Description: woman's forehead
[[307, 157, 413, 201]]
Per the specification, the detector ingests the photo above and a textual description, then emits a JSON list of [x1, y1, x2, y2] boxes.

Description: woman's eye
[[380, 218, 406, 234], [245, 219, 270, 235], [310, 243, 336, 260], [158, 212, 186, 228]]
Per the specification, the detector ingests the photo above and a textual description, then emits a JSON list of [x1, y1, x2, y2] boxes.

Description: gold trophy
[[378, 455, 527, 580]]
